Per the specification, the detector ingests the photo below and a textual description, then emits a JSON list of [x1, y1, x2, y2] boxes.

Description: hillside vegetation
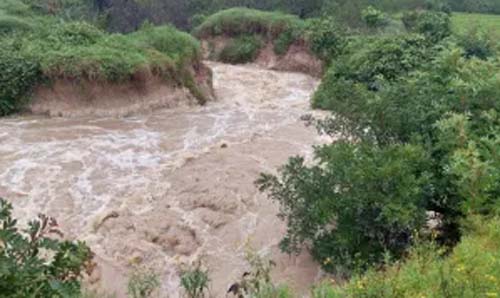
[[1, 1, 500, 297], [452, 12, 500, 34], [0, 0, 207, 116], [258, 6, 500, 297]]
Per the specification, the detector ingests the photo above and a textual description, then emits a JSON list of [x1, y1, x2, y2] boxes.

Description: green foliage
[[307, 17, 347, 62], [0, 15, 33, 34], [229, 248, 291, 298], [127, 268, 160, 298], [180, 261, 210, 298], [193, 7, 305, 40], [313, 47, 500, 218], [361, 5, 389, 28], [265, 8, 500, 275], [257, 142, 430, 274], [129, 25, 201, 63], [0, 42, 41, 115], [219, 35, 262, 64], [312, 34, 430, 109], [452, 12, 500, 35], [0, 3, 206, 115], [403, 10, 452, 42], [449, 0, 500, 15], [313, 216, 500, 298], [189, 13, 207, 29], [457, 26, 498, 59], [0, 198, 94, 297], [273, 29, 297, 56], [437, 112, 500, 215]]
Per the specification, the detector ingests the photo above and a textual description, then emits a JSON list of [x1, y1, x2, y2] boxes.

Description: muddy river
[[0, 62, 326, 297]]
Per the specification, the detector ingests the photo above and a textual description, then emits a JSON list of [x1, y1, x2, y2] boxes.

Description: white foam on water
[[0, 62, 323, 297]]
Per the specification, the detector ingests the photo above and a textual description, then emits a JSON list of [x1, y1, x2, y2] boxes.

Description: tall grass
[[313, 216, 500, 298]]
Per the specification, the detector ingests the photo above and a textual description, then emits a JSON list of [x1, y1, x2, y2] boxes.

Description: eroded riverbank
[[0, 62, 326, 297]]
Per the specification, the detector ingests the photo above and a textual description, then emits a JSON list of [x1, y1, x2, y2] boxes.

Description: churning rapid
[[0, 62, 326, 297]]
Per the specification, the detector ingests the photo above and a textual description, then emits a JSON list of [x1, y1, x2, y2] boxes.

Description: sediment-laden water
[[0, 62, 326, 297]]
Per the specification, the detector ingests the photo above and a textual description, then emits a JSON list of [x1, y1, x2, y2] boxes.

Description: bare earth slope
[[0, 62, 325, 297]]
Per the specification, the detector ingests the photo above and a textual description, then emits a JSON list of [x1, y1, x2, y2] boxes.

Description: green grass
[[193, 7, 306, 40], [452, 12, 500, 34], [312, 216, 500, 298]]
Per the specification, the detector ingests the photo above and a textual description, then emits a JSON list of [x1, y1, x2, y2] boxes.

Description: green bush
[[312, 34, 430, 109], [307, 17, 347, 62], [313, 216, 500, 298], [219, 35, 262, 64], [0, 198, 93, 297], [403, 10, 452, 42], [257, 142, 430, 274], [0, 43, 41, 115], [457, 26, 497, 59]]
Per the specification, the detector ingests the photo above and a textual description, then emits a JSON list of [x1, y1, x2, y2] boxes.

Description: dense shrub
[[219, 35, 262, 64], [403, 10, 451, 42], [312, 34, 430, 109], [307, 17, 347, 62], [257, 142, 430, 274], [457, 26, 497, 59], [0, 198, 94, 297], [0, 43, 41, 115]]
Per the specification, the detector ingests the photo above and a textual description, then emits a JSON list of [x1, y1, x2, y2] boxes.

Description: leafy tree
[[257, 142, 430, 274], [0, 198, 94, 297]]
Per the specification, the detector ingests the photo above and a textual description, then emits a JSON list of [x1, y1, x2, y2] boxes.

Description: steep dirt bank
[[28, 63, 214, 117], [201, 36, 324, 77]]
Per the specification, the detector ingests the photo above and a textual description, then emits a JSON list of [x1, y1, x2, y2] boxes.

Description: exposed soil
[[201, 36, 324, 77], [29, 64, 214, 117]]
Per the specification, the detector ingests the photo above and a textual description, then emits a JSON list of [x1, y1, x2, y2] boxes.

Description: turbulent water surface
[[0, 62, 326, 297]]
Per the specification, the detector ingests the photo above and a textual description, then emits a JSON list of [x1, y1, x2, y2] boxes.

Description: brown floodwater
[[0, 62, 328, 297]]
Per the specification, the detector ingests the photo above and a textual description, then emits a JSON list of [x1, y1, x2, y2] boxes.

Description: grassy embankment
[[193, 7, 308, 63], [0, 0, 207, 116]]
